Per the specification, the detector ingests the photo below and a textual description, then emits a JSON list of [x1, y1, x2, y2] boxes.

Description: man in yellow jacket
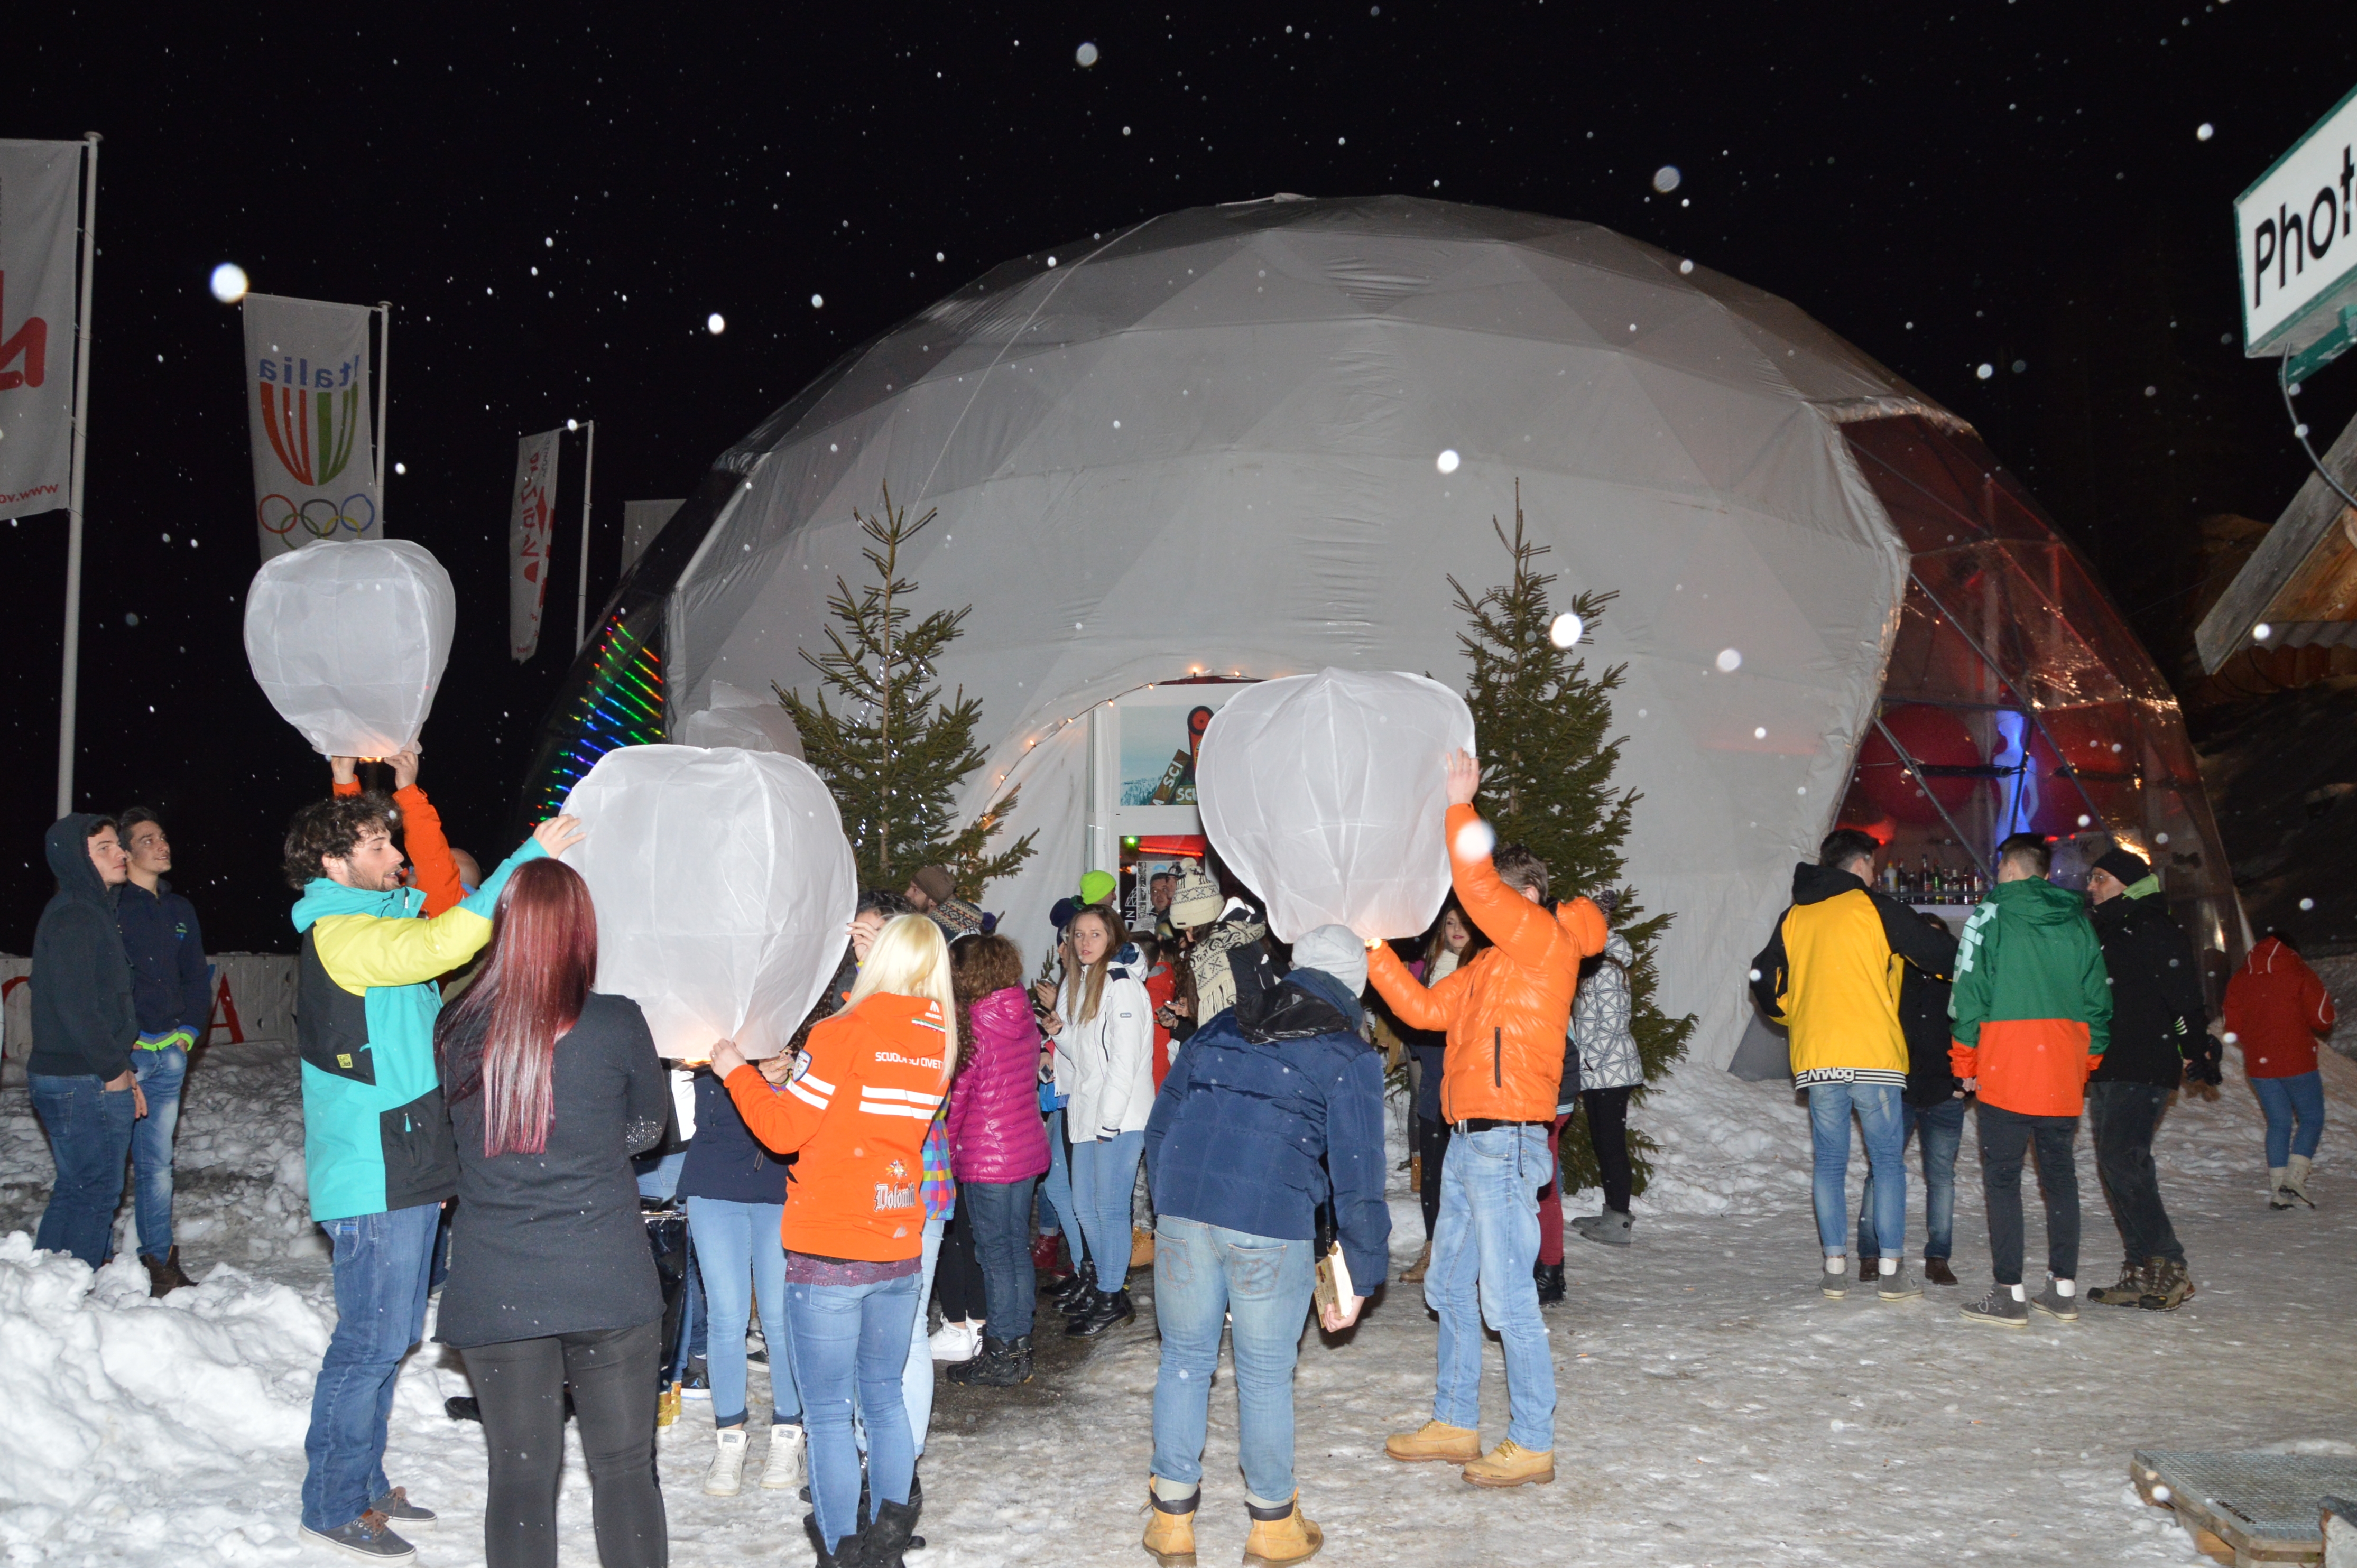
[[1750, 829, 1957, 1302], [1367, 751, 1605, 1489]]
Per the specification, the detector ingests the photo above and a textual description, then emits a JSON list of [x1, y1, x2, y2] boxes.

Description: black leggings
[[1416, 1115, 1453, 1239], [935, 1203, 988, 1322], [1582, 1087, 1634, 1214], [461, 1320, 668, 1568]]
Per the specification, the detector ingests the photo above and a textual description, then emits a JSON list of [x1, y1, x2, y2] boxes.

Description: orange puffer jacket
[[1369, 804, 1607, 1122]]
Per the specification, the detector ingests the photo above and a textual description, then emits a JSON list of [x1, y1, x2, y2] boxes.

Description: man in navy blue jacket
[[115, 806, 210, 1295], [1141, 925, 1389, 1568]]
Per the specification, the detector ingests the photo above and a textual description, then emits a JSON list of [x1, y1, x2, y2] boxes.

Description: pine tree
[[1449, 483, 1696, 1195], [779, 484, 1036, 899]]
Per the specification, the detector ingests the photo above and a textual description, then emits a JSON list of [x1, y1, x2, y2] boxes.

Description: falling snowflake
[[1549, 613, 1583, 648], [1453, 819, 1496, 861], [2197, 123, 2214, 141], [1715, 648, 1742, 673], [1976, 364, 1994, 381], [1679, 258, 1695, 274], [1075, 41, 1100, 66], [2300, 897, 2316, 911], [1652, 165, 1681, 193], [209, 263, 248, 303], [1436, 449, 1461, 474], [707, 313, 726, 334], [810, 294, 824, 308]]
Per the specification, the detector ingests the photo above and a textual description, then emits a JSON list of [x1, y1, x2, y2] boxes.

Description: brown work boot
[[1384, 1420, 1481, 1464], [142, 1246, 197, 1297], [1131, 1227, 1157, 1272], [1141, 1480, 1198, 1567], [1242, 1494, 1323, 1566], [1462, 1440, 1556, 1488], [1400, 1239, 1432, 1284], [2138, 1257, 2196, 1311], [1924, 1257, 1959, 1287], [2084, 1258, 2148, 1307]]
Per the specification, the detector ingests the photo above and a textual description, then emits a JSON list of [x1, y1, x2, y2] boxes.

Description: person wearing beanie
[[1079, 869, 1119, 908], [904, 864, 957, 913], [2082, 845, 2213, 1311], [1163, 863, 1275, 1038], [2224, 926, 2335, 1213], [1141, 923, 1388, 1565]]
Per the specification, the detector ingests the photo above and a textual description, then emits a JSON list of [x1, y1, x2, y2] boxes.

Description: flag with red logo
[[243, 293, 380, 558], [0, 141, 84, 521], [509, 428, 562, 661]]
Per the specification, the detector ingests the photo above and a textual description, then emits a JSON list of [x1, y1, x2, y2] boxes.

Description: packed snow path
[[1, 1037, 2350, 1566]]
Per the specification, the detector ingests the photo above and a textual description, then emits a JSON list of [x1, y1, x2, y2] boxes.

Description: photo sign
[[2237, 80, 2357, 365]]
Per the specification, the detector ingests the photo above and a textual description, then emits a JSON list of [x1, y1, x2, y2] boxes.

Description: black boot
[[863, 1492, 922, 1568], [1067, 1286, 1136, 1337], [947, 1334, 1034, 1386], [1534, 1260, 1565, 1306], [1050, 1260, 1096, 1313], [803, 1512, 864, 1568]]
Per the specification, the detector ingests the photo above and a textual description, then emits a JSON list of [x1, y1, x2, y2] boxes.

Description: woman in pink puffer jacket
[[943, 935, 1053, 1385]]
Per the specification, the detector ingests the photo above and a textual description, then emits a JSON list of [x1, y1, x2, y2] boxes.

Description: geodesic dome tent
[[523, 194, 2236, 1067]]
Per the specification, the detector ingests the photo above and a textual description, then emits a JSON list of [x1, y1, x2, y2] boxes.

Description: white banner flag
[[0, 140, 85, 521], [244, 293, 378, 559], [509, 429, 562, 661]]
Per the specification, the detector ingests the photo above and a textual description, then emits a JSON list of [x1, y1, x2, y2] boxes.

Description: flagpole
[[54, 132, 100, 820], [574, 419, 596, 652], [375, 301, 391, 515]]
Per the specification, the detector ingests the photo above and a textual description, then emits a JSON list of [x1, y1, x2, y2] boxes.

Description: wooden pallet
[[2131, 1451, 2357, 1568]]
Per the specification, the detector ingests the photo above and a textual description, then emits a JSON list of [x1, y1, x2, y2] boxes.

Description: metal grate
[[2134, 1450, 2357, 1556]]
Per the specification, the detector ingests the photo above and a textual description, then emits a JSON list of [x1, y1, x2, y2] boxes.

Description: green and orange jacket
[[1947, 876, 2112, 1117]]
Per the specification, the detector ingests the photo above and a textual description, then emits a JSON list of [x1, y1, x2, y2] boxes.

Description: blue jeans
[[1426, 1124, 1555, 1451], [789, 1271, 920, 1554], [131, 1044, 188, 1260], [31, 1072, 138, 1268], [1856, 1097, 1965, 1261], [1038, 1107, 1076, 1242], [686, 1196, 797, 1428], [1069, 1130, 1145, 1286], [1808, 1080, 1906, 1259], [963, 1177, 1038, 1339], [1151, 1216, 1315, 1506], [2252, 1071, 2326, 1166], [302, 1202, 440, 1531]]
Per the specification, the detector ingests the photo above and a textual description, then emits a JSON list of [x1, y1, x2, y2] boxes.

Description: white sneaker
[[703, 1427, 749, 1497], [761, 1423, 807, 1491], [928, 1319, 984, 1363]]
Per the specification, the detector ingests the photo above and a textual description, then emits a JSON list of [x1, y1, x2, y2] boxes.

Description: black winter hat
[[2093, 847, 2152, 887]]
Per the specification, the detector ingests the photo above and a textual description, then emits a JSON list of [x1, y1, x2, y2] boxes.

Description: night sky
[[8, 5, 2355, 953]]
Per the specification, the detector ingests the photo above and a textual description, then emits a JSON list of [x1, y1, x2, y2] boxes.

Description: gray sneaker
[[1959, 1288, 2029, 1329], [301, 1513, 415, 1563], [1819, 1262, 1847, 1300], [368, 1489, 435, 1530], [1573, 1210, 1633, 1247], [1877, 1267, 1924, 1301], [2029, 1282, 2081, 1323]]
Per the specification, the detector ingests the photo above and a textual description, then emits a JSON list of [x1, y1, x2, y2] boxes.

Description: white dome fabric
[[667, 196, 1935, 1066]]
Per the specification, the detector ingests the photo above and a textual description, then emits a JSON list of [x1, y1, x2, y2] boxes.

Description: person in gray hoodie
[[30, 814, 144, 1268]]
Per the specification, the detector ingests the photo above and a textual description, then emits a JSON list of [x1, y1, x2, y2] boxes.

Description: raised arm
[[1368, 941, 1471, 1034], [311, 836, 550, 991], [728, 1017, 856, 1157]]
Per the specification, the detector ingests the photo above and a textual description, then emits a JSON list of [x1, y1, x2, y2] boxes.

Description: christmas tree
[[779, 484, 1036, 899], [1449, 483, 1696, 1194]]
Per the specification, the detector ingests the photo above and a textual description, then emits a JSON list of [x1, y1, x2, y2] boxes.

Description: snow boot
[[1819, 1258, 1848, 1300], [1384, 1420, 1482, 1464], [2138, 1257, 2196, 1312], [1959, 1286, 2030, 1329], [2269, 1167, 2296, 1209], [801, 1513, 863, 1568], [1068, 1286, 1136, 1337], [864, 1492, 922, 1568], [367, 1489, 436, 1530], [2029, 1279, 2079, 1323], [704, 1427, 750, 1496], [1400, 1239, 1432, 1283], [1877, 1266, 1924, 1301], [2085, 1259, 2148, 1307], [1033, 1232, 1073, 1286], [1533, 1260, 1565, 1306], [1461, 1440, 1555, 1489], [946, 1334, 1033, 1386], [2285, 1154, 2316, 1208], [1241, 1492, 1324, 1565], [928, 1318, 984, 1363], [1051, 1260, 1097, 1313], [1924, 1257, 1959, 1286], [142, 1246, 196, 1296], [1857, 1254, 1880, 1283], [1572, 1209, 1632, 1247], [301, 1512, 415, 1564], [761, 1423, 806, 1490], [1132, 1227, 1157, 1272], [1142, 1480, 1199, 1567]]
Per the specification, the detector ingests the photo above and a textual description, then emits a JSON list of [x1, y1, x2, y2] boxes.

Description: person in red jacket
[[1367, 750, 1605, 1490], [711, 915, 954, 1568], [2224, 931, 2336, 1209]]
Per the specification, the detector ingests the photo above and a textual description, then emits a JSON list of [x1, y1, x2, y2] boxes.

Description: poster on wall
[[1119, 698, 1220, 806]]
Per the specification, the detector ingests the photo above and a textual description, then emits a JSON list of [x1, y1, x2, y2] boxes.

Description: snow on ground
[[1, 1033, 2351, 1566]]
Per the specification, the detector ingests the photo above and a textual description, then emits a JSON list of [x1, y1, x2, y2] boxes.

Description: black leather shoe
[[1050, 1261, 1096, 1313], [1067, 1287, 1136, 1337], [947, 1334, 1034, 1386], [1534, 1261, 1566, 1306]]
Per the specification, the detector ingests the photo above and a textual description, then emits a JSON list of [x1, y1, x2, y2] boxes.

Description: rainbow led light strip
[[535, 617, 665, 818]]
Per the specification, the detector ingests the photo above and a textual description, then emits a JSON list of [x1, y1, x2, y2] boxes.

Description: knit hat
[[1291, 924, 1369, 998], [1079, 869, 1117, 907], [1587, 887, 1622, 920], [1168, 863, 1223, 928], [2093, 847, 2152, 889], [910, 864, 956, 905]]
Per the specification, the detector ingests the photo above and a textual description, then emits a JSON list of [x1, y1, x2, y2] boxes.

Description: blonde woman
[[713, 915, 955, 1568], [1041, 905, 1154, 1335]]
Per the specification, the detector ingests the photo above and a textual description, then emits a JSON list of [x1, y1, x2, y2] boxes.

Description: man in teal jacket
[[284, 791, 580, 1563]]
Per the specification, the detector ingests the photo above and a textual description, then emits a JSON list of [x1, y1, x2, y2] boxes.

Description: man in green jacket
[[284, 792, 580, 1563], [1949, 833, 2112, 1332]]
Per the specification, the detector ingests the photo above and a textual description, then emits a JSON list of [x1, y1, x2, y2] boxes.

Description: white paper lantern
[[1196, 669, 1476, 943], [243, 539, 456, 757], [677, 681, 805, 757], [560, 744, 856, 1059]]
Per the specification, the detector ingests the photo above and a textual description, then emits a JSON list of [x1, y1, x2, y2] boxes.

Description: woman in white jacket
[[1042, 905, 1154, 1335]]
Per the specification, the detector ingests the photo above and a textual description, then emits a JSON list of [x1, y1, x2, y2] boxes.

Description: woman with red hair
[[432, 858, 671, 1568]]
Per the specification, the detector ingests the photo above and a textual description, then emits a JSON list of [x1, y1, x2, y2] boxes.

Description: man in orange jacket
[[1368, 750, 1605, 1489]]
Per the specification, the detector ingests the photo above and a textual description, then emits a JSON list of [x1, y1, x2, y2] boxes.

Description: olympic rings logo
[[259, 492, 377, 540]]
